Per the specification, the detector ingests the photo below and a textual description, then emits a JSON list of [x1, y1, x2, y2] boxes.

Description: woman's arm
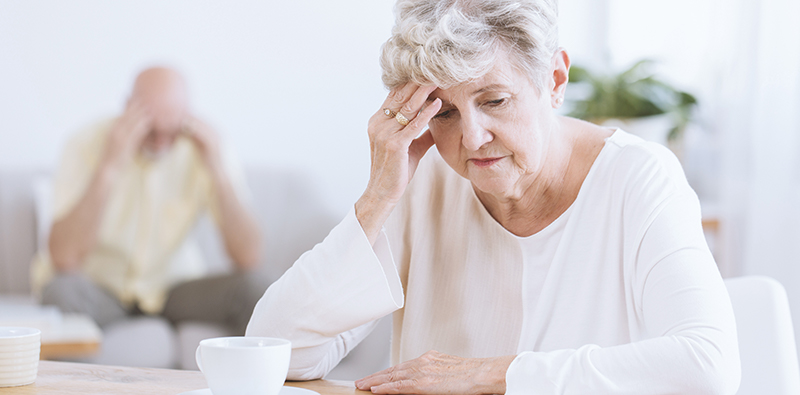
[[246, 83, 441, 378], [247, 83, 442, 379], [355, 83, 440, 245], [245, 209, 405, 379]]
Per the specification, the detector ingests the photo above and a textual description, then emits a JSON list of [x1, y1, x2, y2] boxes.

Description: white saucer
[[178, 386, 320, 395]]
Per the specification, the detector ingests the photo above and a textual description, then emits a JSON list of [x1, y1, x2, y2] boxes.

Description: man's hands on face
[[101, 100, 226, 183], [103, 101, 152, 171], [181, 116, 223, 172]]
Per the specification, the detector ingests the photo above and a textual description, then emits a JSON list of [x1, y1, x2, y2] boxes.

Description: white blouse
[[247, 130, 741, 394]]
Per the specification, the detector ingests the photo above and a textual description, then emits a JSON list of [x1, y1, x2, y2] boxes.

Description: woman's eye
[[433, 109, 453, 119], [486, 98, 507, 106]]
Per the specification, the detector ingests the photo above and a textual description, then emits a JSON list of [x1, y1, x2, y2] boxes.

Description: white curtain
[[714, 0, 800, 349]]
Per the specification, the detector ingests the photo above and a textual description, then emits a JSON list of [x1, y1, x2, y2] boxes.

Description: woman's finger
[[388, 82, 421, 111], [356, 358, 420, 391], [356, 366, 409, 390], [369, 91, 439, 156], [379, 82, 419, 113], [370, 379, 421, 394], [357, 368, 388, 386], [356, 373, 394, 391], [370, 82, 419, 137], [399, 98, 441, 141], [394, 85, 437, 126], [373, 84, 438, 137]]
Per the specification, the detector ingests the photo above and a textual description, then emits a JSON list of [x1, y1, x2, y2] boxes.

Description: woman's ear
[[551, 48, 571, 108]]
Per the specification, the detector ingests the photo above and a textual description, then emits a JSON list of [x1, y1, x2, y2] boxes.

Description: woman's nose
[[460, 115, 493, 151]]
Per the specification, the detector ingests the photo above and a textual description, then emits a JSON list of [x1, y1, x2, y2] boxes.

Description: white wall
[[0, 0, 396, 215], [608, 0, 715, 89], [711, 0, 800, 360], [559, 0, 609, 67]]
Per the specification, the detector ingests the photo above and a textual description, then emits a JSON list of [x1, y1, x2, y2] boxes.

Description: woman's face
[[427, 53, 562, 199]]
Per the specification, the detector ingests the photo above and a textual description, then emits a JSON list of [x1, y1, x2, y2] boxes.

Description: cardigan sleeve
[[245, 208, 404, 380], [505, 189, 741, 395]]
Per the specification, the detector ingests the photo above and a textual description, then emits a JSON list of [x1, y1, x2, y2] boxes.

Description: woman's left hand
[[355, 350, 516, 395]]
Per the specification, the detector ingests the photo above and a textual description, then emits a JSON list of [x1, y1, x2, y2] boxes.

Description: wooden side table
[[0, 297, 102, 361], [38, 314, 101, 360]]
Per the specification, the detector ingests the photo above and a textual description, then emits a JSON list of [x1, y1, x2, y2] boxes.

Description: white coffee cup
[[0, 327, 41, 388], [195, 336, 291, 395]]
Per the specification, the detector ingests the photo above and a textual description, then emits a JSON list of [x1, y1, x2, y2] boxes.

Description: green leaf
[[564, 59, 698, 141]]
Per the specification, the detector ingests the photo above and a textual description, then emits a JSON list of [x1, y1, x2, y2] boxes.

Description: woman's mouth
[[469, 157, 503, 168]]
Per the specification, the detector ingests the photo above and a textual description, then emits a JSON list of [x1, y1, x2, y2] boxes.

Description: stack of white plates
[[0, 327, 40, 388]]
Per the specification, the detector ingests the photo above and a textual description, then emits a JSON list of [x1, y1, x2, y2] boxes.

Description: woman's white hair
[[380, 0, 559, 91]]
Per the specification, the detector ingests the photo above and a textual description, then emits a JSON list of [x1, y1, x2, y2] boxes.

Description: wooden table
[[0, 361, 367, 395]]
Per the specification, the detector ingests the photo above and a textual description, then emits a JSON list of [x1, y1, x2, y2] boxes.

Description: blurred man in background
[[31, 67, 263, 334]]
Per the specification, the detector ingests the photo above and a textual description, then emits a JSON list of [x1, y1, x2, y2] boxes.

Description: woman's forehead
[[428, 63, 524, 103]]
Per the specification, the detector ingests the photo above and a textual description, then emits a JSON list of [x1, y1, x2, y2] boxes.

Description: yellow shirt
[[32, 118, 249, 314]]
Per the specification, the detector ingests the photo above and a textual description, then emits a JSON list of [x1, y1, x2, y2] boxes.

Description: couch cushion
[[0, 169, 46, 295], [88, 316, 177, 369]]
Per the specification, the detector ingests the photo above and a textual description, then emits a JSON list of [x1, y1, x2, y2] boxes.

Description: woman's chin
[[469, 177, 516, 199]]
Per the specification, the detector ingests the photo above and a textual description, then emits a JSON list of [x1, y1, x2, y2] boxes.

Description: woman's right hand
[[355, 83, 442, 244]]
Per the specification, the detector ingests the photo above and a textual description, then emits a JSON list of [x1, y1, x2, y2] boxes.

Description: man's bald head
[[129, 67, 190, 158], [131, 67, 188, 106]]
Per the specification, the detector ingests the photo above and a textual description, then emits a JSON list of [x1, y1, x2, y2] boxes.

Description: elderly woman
[[247, 0, 741, 393]]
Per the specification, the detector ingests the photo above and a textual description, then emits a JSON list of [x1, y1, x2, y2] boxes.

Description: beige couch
[[0, 168, 390, 379]]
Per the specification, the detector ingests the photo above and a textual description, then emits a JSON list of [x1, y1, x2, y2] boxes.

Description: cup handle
[[195, 346, 204, 373]]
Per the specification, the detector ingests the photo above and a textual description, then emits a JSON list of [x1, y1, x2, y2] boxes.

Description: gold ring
[[383, 108, 397, 118], [395, 112, 410, 126]]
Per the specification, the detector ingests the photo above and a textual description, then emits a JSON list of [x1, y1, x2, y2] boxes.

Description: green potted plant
[[566, 60, 697, 146]]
